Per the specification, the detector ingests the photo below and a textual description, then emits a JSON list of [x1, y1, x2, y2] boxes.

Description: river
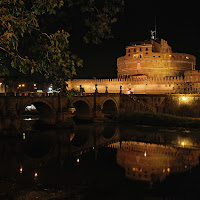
[[1, 122, 200, 199]]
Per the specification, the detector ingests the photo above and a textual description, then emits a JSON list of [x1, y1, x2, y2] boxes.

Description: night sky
[[70, 1, 200, 78]]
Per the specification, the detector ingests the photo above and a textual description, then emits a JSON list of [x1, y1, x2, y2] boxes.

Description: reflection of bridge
[[0, 124, 121, 171], [1, 92, 200, 131]]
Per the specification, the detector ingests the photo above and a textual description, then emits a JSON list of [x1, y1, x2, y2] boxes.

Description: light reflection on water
[[1, 124, 200, 199], [109, 141, 200, 183]]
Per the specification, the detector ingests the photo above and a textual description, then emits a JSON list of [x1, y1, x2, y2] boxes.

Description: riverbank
[[114, 111, 200, 128]]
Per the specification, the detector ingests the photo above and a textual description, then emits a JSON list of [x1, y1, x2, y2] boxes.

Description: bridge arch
[[20, 100, 57, 124], [101, 126, 119, 140], [101, 98, 118, 116], [70, 99, 92, 118]]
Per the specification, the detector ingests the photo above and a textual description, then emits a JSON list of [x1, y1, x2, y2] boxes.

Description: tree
[[0, 0, 124, 89]]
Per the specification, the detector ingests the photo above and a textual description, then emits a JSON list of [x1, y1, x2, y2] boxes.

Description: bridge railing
[[0, 92, 60, 97], [80, 92, 121, 97]]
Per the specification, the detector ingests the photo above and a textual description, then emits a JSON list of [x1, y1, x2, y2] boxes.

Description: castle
[[67, 37, 200, 95]]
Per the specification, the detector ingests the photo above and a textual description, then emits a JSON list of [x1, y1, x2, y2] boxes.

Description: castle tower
[[117, 38, 196, 78]]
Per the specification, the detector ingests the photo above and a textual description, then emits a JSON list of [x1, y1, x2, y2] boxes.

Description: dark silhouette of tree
[[0, 0, 124, 88]]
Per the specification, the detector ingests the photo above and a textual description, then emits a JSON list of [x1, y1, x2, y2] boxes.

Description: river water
[[1, 122, 200, 199]]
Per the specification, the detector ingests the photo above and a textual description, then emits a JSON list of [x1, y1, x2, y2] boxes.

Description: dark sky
[[71, 1, 200, 78]]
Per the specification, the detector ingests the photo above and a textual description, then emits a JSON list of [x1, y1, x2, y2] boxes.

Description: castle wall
[[67, 70, 200, 95], [117, 52, 196, 78]]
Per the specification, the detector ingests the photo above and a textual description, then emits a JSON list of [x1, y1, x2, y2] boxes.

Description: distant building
[[67, 37, 200, 95]]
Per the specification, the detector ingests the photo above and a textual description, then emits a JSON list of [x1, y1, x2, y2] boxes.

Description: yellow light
[[22, 84, 25, 87], [77, 158, 80, 163], [163, 169, 165, 173], [20, 166, 23, 174], [182, 97, 187, 101], [34, 172, 38, 178], [186, 56, 189, 59], [144, 151, 147, 157], [169, 55, 172, 57], [33, 83, 37, 87], [23, 132, 25, 140], [0, 82, 2, 86], [19, 84, 21, 87], [167, 168, 170, 173], [133, 167, 136, 171], [181, 141, 185, 147]]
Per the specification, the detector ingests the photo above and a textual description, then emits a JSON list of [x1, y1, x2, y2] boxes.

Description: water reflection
[[1, 124, 200, 199], [109, 141, 200, 183]]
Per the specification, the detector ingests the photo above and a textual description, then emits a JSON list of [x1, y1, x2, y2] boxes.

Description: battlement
[[69, 75, 190, 85]]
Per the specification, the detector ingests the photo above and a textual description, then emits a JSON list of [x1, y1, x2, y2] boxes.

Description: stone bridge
[[1, 92, 200, 131]]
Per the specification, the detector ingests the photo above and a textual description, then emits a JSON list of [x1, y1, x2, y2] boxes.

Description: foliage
[[67, 88, 81, 99], [0, 0, 124, 87], [117, 111, 200, 128]]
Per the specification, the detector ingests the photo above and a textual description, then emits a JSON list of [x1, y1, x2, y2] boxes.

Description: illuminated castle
[[117, 38, 195, 78], [67, 37, 200, 94]]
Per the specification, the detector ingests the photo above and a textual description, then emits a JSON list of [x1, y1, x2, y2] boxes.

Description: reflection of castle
[[67, 38, 200, 94], [108, 141, 200, 183]]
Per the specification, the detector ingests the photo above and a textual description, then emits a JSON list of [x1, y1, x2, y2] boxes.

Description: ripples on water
[[1, 124, 200, 199]]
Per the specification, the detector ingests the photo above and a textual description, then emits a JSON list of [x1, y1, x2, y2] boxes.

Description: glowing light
[[179, 96, 192, 104], [186, 56, 189, 59], [181, 97, 187, 101], [133, 168, 136, 171], [18, 84, 21, 87], [163, 169, 166, 173], [167, 168, 170, 173], [33, 83, 37, 87], [24, 118, 32, 121], [169, 54, 172, 57], [144, 151, 147, 157], [23, 132, 25, 140], [22, 84, 25, 87], [77, 158, 80, 163], [20, 166, 23, 174], [181, 141, 185, 147], [34, 172, 38, 178], [0, 82, 2, 86]]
